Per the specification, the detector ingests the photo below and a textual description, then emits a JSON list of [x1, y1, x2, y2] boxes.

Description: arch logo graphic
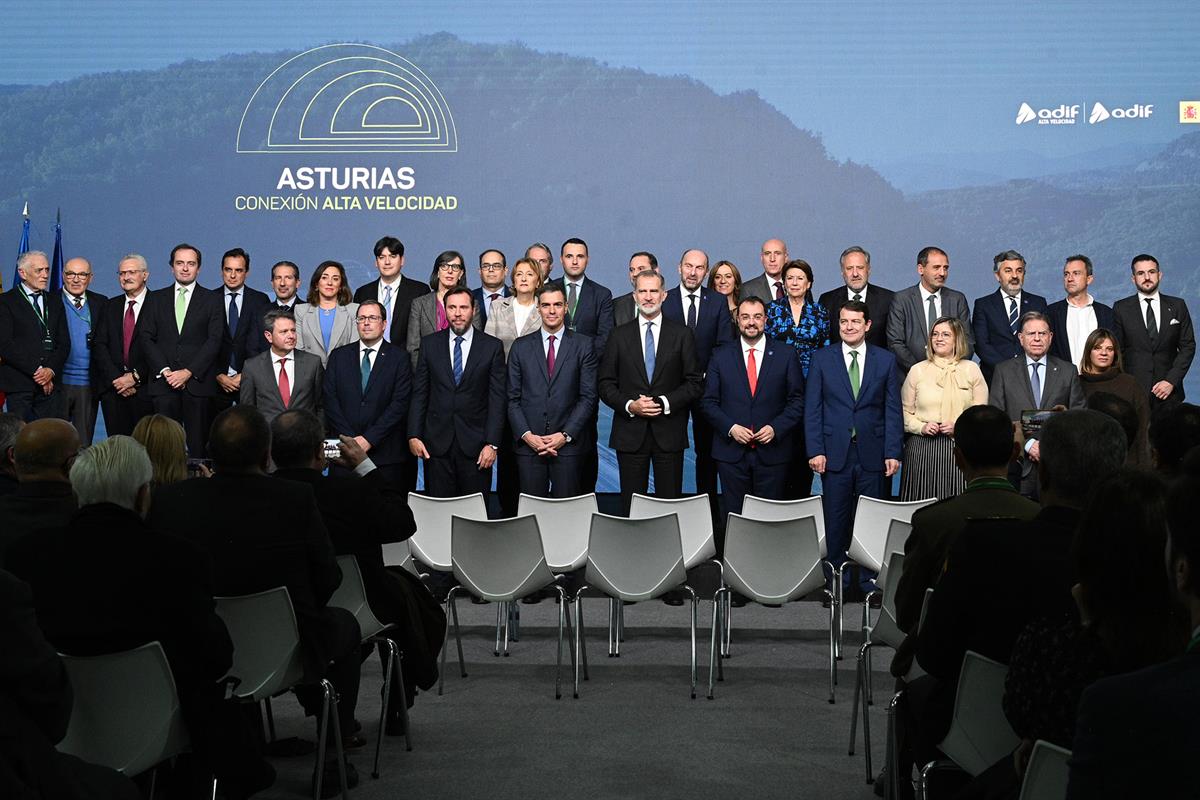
[[236, 43, 458, 154]]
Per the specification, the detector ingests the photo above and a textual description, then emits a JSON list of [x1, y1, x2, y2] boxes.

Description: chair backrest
[[939, 651, 1021, 776], [585, 513, 687, 602], [846, 496, 935, 572], [58, 641, 189, 777], [628, 493, 715, 569], [721, 514, 826, 604], [214, 586, 306, 701], [451, 514, 558, 602], [381, 537, 419, 576], [741, 494, 828, 558], [1018, 740, 1072, 800], [516, 492, 597, 571], [407, 492, 489, 571], [874, 519, 912, 589], [866, 552, 906, 649], [329, 554, 389, 640]]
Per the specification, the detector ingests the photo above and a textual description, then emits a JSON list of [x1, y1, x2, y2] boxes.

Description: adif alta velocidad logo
[[1015, 102, 1079, 125]]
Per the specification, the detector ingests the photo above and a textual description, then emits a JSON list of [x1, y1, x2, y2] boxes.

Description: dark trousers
[[294, 607, 361, 738], [100, 390, 154, 437], [62, 383, 99, 445], [152, 391, 211, 457], [494, 424, 520, 517], [820, 443, 885, 590], [716, 449, 787, 518], [516, 452, 583, 498], [4, 388, 66, 422], [423, 447, 492, 498], [784, 428, 814, 498], [692, 411, 718, 497], [616, 436, 684, 515]]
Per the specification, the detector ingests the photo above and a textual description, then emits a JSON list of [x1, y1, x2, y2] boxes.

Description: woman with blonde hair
[[485, 257, 544, 357], [131, 414, 190, 486], [899, 317, 988, 499]]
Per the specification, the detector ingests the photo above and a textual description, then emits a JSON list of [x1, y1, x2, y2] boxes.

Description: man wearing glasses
[[59, 257, 108, 444], [472, 249, 510, 326], [0, 251, 70, 421]]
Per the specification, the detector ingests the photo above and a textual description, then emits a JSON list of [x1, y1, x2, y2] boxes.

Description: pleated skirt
[[899, 433, 965, 501]]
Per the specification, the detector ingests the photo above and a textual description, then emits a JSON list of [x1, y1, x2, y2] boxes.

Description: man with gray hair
[[818, 245, 894, 348], [0, 411, 24, 496], [0, 250, 70, 421], [6, 435, 275, 798], [93, 253, 154, 436], [59, 256, 107, 445], [972, 249, 1048, 384], [0, 419, 78, 566]]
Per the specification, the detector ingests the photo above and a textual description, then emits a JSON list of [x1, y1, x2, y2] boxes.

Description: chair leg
[[264, 697, 277, 742], [373, 638, 394, 778], [324, 679, 350, 800], [573, 596, 583, 698], [887, 690, 905, 800], [392, 650, 413, 753], [867, 645, 875, 705], [707, 591, 721, 699], [723, 589, 732, 658], [687, 590, 698, 699], [918, 760, 958, 800], [617, 601, 625, 642], [510, 601, 520, 642], [827, 589, 837, 704], [494, 602, 504, 657], [833, 564, 844, 660], [562, 596, 577, 679], [503, 602, 513, 656], [313, 688, 329, 800], [861, 646, 875, 783], [555, 588, 566, 699], [607, 598, 616, 657], [578, 596, 589, 680]]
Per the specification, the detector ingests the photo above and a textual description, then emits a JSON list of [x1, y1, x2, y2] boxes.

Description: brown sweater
[[1079, 370, 1151, 466]]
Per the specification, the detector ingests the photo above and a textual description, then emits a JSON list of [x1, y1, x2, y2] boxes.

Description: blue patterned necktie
[[1007, 296, 1019, 335], [453, 335, 464, 385], [644, 321, 656, 378]]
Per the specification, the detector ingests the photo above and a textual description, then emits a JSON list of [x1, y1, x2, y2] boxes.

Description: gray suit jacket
[[239, 348, 324, 424], [613, 292, 637, 326], [988, 354, 1085, 431], [293, 302, 360, 366], [886, 284, 974, 372], [405, 292, 484, 367], [740, 273, 782, 305], [483, 296, 542, 358]]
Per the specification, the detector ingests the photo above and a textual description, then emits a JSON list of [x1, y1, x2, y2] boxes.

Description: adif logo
[[1015, 102, 1078, 125], [1089, 102, 1154, 124], [1089, 103, 1111, 124]]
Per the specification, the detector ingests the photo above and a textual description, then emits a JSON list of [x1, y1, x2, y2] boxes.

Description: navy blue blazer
[[804, 343, 903, 472], [506, 329, 598, 452], [472, 285, 511, 327], [552, 276, 614, 356], [700, 340, 806, 466], [1045, 297, 1116, 365], [972, 290, 1048, 382], [139, 284, 225, 398], [662, 286, 733, 373], [323, 339, 412, 466], [217, 285, 272, 372], [407, 328, 506, 458]]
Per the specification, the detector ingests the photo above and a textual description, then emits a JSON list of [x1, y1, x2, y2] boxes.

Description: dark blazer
[[886, 284, 974, 372], [0, 482, 78, 567], [804, 344, 903, 471], [507, 329, 597, 451], [1112, 293, 1196, 403], [407, 328, 506, 457], [972, 289, 1049, 383], [92, 292, 153, 397], [0, 286, 70, 392], [740, 273, 781, 306], [217, 285, 272, 372], [988, 354, 1085, 435], [700, 340, 805, 465], [239, 348, 324, 424], [613, 292, 637, 326], [819, 283, 895, 349], [323, 339, 412, 466], [354, 275, 430, 348], [404, 292, 484, 368], [138, 283, 225, 397], [663, 286, 734, 373], [598, 317, 703, 453], [472, 285, 510, 326], [1046, 297, 1116, 365], [553, 275, 614, 355]]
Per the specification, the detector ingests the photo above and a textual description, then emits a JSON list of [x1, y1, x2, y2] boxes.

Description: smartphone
[[323, 438, 342, 459], [185, 457, 213, 477]]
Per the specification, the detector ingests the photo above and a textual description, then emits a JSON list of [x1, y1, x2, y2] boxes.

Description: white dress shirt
[[846, 285, 869, 302], [448, 326, 474, 371], [842, 341, 866, 373], [626, 314, 669, 416], [223, 287, 243, 375], [272, 350, 296, 388], [377, 277, 401, 320], [918, 285, 941, 329], [358, 339, 381, 371], [681, 288, 701, 321], [1139, 291, 1162, 333], [124, 287, 148, 323], [540, 326, 565, 358], [1065, 294, 1099, 370], [174, 281, 196, 317]]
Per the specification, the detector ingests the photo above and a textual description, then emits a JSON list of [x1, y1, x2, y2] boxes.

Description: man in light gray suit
[[240, 308, 324, 424], [740, 238, 789, 305], [887, 246, 974, 373], [988, 311, 1085, 496]]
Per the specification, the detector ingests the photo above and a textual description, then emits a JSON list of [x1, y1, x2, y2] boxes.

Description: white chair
[[879, 588, 933, 799], [517, 493, 597, 571], [381, 537, 420, 577], [1018, 740, 1071, 800], [873, 519, 912, 593], [741, 494, 828, 558], [406, 493, 489, 572]]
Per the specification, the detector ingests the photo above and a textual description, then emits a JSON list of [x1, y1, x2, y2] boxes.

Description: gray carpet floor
[[253, 598, 892, 800]]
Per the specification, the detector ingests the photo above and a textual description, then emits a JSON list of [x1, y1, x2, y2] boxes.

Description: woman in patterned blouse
[[764, 259, 829, 378]]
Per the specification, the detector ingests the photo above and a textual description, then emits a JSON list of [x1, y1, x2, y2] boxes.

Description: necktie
[[73, 296, 83, 310], [746, 347, 758, 396], [122, 300, 136, 365], [1008, 296, 1019, 335], [774, 281, 784, 301], [1146, 298, 1159, 340], [489, 292, 499, 306], [852, 292, 862, 302], [686, 294, 697, 329], [30, 291, 43, 318], [546, 334, 556, 377], [567, 282, 579, 328], [452, 335, 464, 385], [849, 350, 861, 399], [381, 285, 393, 342], [644, 321, 656, 378], [361, 347, 373, 393], [227, 292, 241, 368], [175, 286, 187, 332], [1030, 361, 1042, 407], [927, 294, 938, 334], [278, 357, 291, 408]]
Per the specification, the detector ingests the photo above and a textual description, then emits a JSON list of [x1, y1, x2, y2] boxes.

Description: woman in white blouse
[[485, 257, 544, 357]]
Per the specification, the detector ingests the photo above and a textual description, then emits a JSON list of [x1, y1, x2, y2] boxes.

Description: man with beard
[[1113, 254, 1196, 410], [972, 249, 1048, 384]]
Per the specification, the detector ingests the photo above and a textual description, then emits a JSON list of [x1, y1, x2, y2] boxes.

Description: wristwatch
[[562, 433, 573, 444], [132, 369, 142, 387]]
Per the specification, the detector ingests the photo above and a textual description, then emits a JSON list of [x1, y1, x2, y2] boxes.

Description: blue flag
[[12, 201, 30, 292], [49, 208, 63, 294]]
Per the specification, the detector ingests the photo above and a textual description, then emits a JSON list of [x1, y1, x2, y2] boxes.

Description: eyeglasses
[[439, 264, 464, 273], [356, 315, 383, 323], [64, 271, 91, 279], [480, 263, 505, 271]]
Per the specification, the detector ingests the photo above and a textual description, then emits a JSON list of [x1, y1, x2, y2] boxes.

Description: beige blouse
[[901, 357, 988, 434]]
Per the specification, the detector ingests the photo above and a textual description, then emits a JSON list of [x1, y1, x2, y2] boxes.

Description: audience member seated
[[270, 409, 445, 729], [903, 410, 1127, 783], [146, 406, 363, 795], [1084, 392, 1142, 467], [0, 412, 23, 497], [0, 568, 140, 800], [132, 413, 193, 486], [0, 418, 79, 566], [1067, 473, 1200, 798], [1148, 401, 1200, 475], [6, 436, 273, 799]]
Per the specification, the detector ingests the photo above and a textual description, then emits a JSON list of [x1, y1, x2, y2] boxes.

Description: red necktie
[[747, 347, 758, 396], [122, 300, 136, 366], [546, 334, 556, 377], [278, 357, 291, 408]]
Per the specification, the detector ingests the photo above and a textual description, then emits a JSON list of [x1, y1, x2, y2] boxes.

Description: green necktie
[[175, 286, 187, 333], [849, 349, 861, 399]]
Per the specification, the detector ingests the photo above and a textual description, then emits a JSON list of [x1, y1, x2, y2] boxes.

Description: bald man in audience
[[0, 412, 24, 497], [0, 419, 78, 566]]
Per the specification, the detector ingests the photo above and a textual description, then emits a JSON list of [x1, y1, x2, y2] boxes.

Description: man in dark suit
[[0, 251, 69, 421], [353, 235, 430, 347], [0, 419, 78, 566], [806, 301, 903, 589], [138, 243, 225, 457], [989, 311, 1086, 496], [57, 257, 107, 445], [240, 308, 323, 424], [599, 270, 703, 514], [507, 284, 598, 497], [473, 248, 510, 326], [147, 406, 362, 789], [818, 246, 894, 349], [271, 410, 445, 726], [1112, 253, 1196, 411], [525, 242, 554, 282], [92, 254, 154, 436], [700, 296, 805, 517], [269, 259, 303, 310], [612, 252, 659, 327], [408, 287, 506, 498], [664, 248, 733, 506], [740, 238, 789, 305], [1068, 473, 1200, 798], [1045, 254, 1115, 370], [7, 435, 273, 797], [972, 249, 1049, 384], [213, 248, 271, 417], [324, 300, 412, 493], [886, 246, 973, 373]]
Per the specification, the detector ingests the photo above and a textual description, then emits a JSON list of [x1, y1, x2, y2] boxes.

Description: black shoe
[[730, 594, 748, 608], [662, 597, 685, 606], [520, 593, 543, 605], [342, 733, 367, 750], [868, 593, 883, 609], [821, 597, 832, 609], [313, 760, 359, 799], [874, 767, 887, 796], [471, 596, 489, 605]]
